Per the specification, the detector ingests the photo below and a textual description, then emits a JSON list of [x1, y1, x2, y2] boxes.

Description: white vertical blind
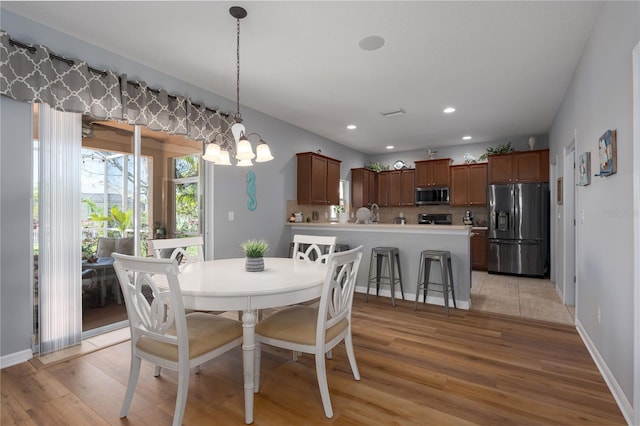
[[38, 103, 82, 353]]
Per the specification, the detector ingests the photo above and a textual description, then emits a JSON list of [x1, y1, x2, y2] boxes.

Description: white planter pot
[[338, 212, 348, 224], [245, 257, 264, 272]]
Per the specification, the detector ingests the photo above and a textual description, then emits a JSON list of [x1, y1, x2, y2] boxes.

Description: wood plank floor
[[1, 297, 625, 425]]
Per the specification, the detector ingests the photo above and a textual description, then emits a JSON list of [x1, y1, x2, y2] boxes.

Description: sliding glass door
[[33, 105, 205, 352]]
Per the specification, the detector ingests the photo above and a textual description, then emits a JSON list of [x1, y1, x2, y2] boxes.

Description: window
[[330, 180, 349, 221], [173, 154, 201, 237], [81, 149, 150, 257]]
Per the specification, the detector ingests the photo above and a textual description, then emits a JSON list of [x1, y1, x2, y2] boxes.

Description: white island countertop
[[287, 222, 473, 310]]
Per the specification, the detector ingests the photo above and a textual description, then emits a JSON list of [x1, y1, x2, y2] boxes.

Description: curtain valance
[[0, 30, 233, 146]]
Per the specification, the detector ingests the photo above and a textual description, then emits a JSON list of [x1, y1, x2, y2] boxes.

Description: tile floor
[[471, 271, 575, 325]]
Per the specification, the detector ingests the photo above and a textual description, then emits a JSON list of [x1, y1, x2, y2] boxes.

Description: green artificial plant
[[241, 239, 270, 258], [478, 142, 515, 161]]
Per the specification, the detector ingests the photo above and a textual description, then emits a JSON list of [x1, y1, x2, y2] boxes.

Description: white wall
[[548, 1, 639, 419], [0, 97, 34, 364]]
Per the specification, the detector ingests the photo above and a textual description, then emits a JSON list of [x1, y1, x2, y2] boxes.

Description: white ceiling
[[2, 1, 601, 154]]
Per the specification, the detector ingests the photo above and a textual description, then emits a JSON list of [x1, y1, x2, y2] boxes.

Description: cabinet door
[[310, 155, 328, 204], [467, 164, 488, 205], [415, 161, 431, 187], [351, 169, 365, 208], [449, 166, 468, 206], [387, 171, 402, 206], [488, 154, 513, 183], [377, 172, 389, 207], [471, 230, 488, 270], [401, 170, 415, 206], [431, 159, 451, 186], [514, 150, 549, 182], [326, 159, 341, 205], [364, 169, 376, 206]]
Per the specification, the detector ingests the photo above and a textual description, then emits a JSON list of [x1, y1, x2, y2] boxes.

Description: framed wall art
[[578, 151, 591, 186], [597, 129, 617, 177]]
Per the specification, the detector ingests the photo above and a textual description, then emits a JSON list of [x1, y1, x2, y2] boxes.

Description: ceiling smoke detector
[[380, 109, 406, 118]]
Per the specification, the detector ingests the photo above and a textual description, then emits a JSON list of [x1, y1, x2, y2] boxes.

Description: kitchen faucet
[[370, 203, 380, 223]]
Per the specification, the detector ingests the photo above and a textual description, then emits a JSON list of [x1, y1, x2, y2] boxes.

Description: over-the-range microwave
[[415, 187, 450, 205]]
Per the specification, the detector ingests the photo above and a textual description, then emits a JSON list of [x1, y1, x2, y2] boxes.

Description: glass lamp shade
[[255, 142, 274, 162], [231, 122, 246, 144], [217, 149, 232, 165], [202, 143, 221, 162], [237, 158, 253, 167], [235, 136, 256, 160]]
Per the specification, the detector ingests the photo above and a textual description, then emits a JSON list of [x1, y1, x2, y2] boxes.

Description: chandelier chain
[[235, 17, 241, 120]]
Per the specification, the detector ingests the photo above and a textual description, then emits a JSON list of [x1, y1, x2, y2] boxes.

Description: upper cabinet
[[415, 159, 451, 187], [297, 152, 341, 205], [450, 163, 488, 206], [385, 169, 415, 207], [377, 171, 389, 207], [488, 149, 549, 184], [351, 168, 377, 208]]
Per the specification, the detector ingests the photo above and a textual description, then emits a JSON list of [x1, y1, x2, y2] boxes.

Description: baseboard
[[0, 348, 33, 369], [355, 286, 470, 310], [576, 319, 633, 425]]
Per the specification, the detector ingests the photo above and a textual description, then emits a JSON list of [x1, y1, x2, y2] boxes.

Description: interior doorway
[[562, 139, 576, 306]]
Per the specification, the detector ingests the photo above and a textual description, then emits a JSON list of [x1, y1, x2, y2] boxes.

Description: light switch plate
[[228, 211, 234, 221]]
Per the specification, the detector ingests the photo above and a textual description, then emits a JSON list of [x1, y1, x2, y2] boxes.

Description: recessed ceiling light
[[359, 35, 385, 51], [443, 107, 456, 114], [346, 124, 357, 130], [386, 145, 394, 150], [462, 135, 472, 140]]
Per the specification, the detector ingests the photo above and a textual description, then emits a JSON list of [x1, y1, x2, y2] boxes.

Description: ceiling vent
[[380, 109, 406, 118]]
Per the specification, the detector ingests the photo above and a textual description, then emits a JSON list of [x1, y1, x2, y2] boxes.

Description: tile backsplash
[[285, 200, 488, 226]]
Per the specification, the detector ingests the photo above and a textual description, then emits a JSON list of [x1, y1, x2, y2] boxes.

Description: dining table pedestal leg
[[242, 309, 257, 424]]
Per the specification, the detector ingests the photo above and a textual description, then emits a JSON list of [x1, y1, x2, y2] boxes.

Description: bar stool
[[366, 247, 405, 306], [414, 250, 457, 316]]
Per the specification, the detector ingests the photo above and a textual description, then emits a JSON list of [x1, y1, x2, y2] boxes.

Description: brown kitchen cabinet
[[351, 168, 377, 208], [297, 152, 341, 205], [488, 149, 549, 184], [376, 171, 389, 207], [385, 169, 415, 207], [450, 163, 488, 207], [471, 229, 488, 270], [415, 158, 451, 187]]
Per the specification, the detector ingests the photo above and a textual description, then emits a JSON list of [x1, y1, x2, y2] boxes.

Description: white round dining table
[[171, 257, 328, 424]]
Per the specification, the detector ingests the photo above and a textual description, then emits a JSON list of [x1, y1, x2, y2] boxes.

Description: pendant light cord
[[235, 17, 241, 122]]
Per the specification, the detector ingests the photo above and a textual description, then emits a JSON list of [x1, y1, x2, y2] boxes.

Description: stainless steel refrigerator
[[488, 182, 549, 277]]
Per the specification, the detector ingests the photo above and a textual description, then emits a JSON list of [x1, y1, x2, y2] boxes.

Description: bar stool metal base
[[414, 250, 457, 316], [366, 246, 405, 307]]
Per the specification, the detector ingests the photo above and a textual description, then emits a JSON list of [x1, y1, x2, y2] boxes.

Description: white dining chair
[[254, 245, 364, 418], [289, 234, 338, 359], [148, 236, 204, 266], [291, 234, 337, 264], [112, 253, 242, 426]]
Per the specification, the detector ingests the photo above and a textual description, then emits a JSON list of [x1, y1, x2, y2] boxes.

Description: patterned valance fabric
[[0, 30, 231, 144]]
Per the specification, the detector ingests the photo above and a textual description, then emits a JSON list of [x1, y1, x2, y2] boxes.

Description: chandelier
[[203, 6, 274, 166]]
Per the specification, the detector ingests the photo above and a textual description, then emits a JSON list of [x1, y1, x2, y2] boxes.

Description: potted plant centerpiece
[[241, 239, 269, 272]]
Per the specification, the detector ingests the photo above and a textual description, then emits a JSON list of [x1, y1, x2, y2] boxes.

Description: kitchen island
[[286, 223, 472, 309]]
